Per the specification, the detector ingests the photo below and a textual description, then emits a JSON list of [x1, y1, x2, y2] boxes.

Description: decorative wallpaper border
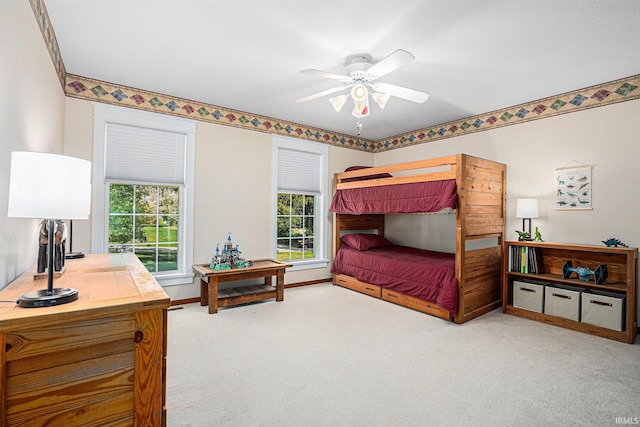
[[29, 0, 66, 88], [64, 74, 373, 151], [31, 0, 639, 154], [378, 75, 640, 152]]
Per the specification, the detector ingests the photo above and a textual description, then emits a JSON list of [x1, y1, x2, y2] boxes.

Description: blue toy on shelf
[[562, 260, 607, 284], [602, 238, 628, 248]]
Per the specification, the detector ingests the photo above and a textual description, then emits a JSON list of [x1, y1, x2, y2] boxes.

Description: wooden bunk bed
[[331, 154, 506, 324]]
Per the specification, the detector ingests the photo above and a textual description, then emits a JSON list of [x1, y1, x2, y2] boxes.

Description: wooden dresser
[[0, 253, 170, 426]]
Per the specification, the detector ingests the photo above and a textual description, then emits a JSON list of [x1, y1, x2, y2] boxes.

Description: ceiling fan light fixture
[[372, 92, 391, 109], [299, 50, 429, 124], [329, 94, 348, 112], [352, 97, 370, 118], [351, 83, 368, 102]]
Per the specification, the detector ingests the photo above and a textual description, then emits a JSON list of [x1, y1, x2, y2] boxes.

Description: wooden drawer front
[[5, 352, 135, 426], [3, 315, 136, 426], [334, 275, 381, 298], [382, 289, 451, 319], [382, 289, 424, 310], [5, 315, 134, 363]]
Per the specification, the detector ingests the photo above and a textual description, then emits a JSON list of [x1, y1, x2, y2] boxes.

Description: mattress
[[331, 243, 457, 315], [329, 179, 457, 214]]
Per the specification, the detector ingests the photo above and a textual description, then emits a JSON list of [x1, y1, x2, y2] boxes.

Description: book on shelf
[[508, 245, 543, 274]]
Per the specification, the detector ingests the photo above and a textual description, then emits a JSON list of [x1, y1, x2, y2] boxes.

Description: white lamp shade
[[350, 83, 368, 102], [351, 83, 370, 118], [8, 152, 92, 220], [351, 97, 370, 118], [329, 94, 348, 112], [372, 92, 391, 109], [515, 198, 539, 219]]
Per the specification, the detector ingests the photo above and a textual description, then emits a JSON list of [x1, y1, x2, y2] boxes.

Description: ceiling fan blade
[[366, 49, 415, 79], [371, 82, 429, 103], [300, 69, 352, 82], [296, 85, 350, 103]]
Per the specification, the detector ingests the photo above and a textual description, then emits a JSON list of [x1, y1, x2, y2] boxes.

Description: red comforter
[[329, 179, 457, 214], [331, 244, 457, 315]]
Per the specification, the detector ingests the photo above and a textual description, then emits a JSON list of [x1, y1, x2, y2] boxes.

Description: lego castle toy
[[210, 233, 253, 270]]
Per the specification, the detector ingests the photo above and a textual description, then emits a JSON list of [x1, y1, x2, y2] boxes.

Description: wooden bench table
[[192, 259, 292, 314]]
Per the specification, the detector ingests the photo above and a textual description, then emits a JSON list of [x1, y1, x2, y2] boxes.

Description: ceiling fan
[[296, 49, 429, 119]]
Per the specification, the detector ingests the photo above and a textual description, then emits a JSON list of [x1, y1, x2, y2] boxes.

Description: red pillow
[[341, 166, 392, 182], [341, 233, 393, 251]]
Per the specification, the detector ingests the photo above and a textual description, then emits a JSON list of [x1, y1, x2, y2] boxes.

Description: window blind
[[105, 123, 186, 185], [277, 148, 322, 194]]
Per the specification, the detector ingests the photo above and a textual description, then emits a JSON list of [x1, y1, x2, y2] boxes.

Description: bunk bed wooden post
[[333, 173, 340, 257], [454, 154, 506, 323], [455, 154, 466, 322]]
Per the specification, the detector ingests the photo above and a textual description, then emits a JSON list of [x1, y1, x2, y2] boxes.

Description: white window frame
[[92, 103, 196, 286], [271, 136, 329, 271]]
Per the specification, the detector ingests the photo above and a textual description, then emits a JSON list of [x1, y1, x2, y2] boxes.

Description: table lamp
[[65, 220, 85, 259], [7, 152, 92, 308], [515, 198, 539, 241]]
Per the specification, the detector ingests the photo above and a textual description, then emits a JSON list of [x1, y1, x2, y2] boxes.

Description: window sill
[[287, 259, 329, 272], [154, 272, 195, 287]]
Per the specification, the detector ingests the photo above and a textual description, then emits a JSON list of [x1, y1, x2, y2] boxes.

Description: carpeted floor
[[166, 282, 640, 427]]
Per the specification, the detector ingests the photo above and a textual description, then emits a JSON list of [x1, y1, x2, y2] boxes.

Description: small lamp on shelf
[[515, 198, 539, 241], [7, 151, 92, 308]]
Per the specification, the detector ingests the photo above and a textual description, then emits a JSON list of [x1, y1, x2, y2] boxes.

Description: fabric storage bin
[[513, 280, 545, 313], [544, 284, 584, 321], [581, 290, 626, 331]]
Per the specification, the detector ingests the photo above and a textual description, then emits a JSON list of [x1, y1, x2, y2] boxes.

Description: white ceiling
[[45, 0, 640, 141]]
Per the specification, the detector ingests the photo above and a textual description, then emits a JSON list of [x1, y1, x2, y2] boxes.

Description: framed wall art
[[555, 164, 592, 210]]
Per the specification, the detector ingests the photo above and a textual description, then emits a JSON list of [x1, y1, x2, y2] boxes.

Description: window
[[277, 193, 316, 261], [272, 136, 328, 270], [92, 103, 195, 286], [108, 184, 180, 273]]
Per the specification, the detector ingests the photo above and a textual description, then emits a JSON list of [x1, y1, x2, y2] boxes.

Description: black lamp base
[[17, 287, 79, 308], [65, 252, 85, 259]]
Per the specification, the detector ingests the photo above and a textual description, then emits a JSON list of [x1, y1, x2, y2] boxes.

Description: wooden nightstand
[[0, 253, 170, 425]]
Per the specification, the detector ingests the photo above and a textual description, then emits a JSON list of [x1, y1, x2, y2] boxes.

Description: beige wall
[[63, 98, 94, 256], [0, 0, 66, 287]]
